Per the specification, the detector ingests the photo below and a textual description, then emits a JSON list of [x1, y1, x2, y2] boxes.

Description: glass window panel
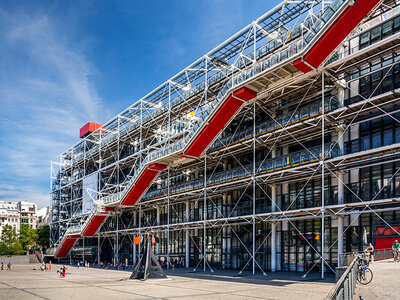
[[360, 32, 370, 49], [383, 163, 393, 199], [394, 16, 400, 33], [370, 26, 381, 43], [383, 128, 393, 146], [382, 20, 393, 38], [372, 131, 382, 148], [371, 166, 381, 199], [361, 135, 370, 151]]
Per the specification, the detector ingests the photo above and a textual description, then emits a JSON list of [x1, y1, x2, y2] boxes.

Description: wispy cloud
[[0, 10, 105, 208]]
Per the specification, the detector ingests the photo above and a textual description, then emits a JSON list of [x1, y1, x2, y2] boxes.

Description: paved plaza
[[0, 264, 335, 299], [356, 259, 400, 300]]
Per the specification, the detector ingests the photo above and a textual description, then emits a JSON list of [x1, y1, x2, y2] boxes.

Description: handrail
[[341, 248, 395, 265], [144, 142, 339, 200], [325, 256, 358, 300]]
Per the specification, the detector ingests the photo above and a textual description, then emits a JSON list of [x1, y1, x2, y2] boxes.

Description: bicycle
[[354, 253, 373, 285]]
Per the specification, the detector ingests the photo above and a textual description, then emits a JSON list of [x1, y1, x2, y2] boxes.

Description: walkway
[[0, 264, 334, 300], [356, 259, 400, 300]]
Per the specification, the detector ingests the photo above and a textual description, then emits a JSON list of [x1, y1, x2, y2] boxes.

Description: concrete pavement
[[0, 264, 335, 300], [356, 259, 400, 300]]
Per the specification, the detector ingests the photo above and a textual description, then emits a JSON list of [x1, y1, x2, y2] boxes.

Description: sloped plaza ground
[[0, 264, 335, 300]]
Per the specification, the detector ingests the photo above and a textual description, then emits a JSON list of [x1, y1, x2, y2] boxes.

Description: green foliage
[[1, 224, 18, 245], [0, 242, 7, 255], [0, 224, 50, 256], [19, 224, 37, 251], [36, 225, 50, 250], [9, 242, 24, 255], [0, 225, 24, 256]]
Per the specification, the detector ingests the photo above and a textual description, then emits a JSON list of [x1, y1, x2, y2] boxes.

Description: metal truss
[[49, 0, 400, 279]]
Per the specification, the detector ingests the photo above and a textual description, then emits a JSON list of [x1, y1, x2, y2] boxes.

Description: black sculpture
[[130, 234, 167, 280]]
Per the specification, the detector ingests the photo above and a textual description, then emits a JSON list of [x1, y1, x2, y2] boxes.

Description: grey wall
[[0, 254, 38, 264]]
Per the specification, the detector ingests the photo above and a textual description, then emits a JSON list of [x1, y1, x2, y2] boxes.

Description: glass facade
[[50, 2, 400, 275]]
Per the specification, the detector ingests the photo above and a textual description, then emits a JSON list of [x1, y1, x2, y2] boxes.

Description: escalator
[[293, 0, 381, 72]]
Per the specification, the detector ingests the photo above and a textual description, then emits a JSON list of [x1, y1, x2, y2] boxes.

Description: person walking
[[1, 262, 3, 270], [392, 240, 400, 262]]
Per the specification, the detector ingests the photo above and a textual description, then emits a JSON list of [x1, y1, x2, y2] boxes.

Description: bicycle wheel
[[357, 268, 373, 285]]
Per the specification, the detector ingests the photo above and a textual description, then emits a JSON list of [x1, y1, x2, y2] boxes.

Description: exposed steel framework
[[49, 0, 400, 278]]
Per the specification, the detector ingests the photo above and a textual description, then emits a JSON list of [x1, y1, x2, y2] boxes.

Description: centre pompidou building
[[49, 0, 400, 276]]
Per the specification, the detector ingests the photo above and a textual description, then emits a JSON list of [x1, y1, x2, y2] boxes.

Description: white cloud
[[0, 184, 49, 208], [0, 10, 105, 208]]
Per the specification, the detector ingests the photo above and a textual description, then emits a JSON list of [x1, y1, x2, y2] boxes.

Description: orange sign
[[134, 236, 143, 245]]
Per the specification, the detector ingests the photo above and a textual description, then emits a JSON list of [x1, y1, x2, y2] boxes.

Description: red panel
[[375, 226, 400, 236], [121, 168, 160, 206], [375, 237, 399, 250], [293, 59, 313, 73], [80, 122, 103, 138], [293, 0, 380, 73], [184, 97, 243, 157], [55, 235, 79, 258], [82, 215, 106, 236], [182, 87, 257, 158], [375, 227, 385, 235], [148, 163, 167, 171], [233, 87, 257, 101]]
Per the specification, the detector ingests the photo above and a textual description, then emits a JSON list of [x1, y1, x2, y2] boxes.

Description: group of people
[[160, 258, 185, 269], [58, 265, 67, 277], [33, 260, 68, 278], [364, 240, 400, 263], [40, 261, 51, 271], [0, 262, 12, 271], [77, 261, 90, 268]]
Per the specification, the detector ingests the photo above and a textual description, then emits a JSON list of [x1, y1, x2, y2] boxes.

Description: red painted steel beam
[[293, 0, 380, 73]]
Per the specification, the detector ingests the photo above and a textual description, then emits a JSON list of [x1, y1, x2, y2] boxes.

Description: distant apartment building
[[0, 201, 20, 234], [0, 201, 38, 235], [18, 201, 38, 229]]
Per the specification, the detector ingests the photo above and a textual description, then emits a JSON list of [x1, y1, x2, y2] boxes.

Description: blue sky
[[0, 0, 280, 208]]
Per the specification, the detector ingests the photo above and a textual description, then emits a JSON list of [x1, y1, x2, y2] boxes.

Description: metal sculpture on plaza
[[129, 234, 167, 280]]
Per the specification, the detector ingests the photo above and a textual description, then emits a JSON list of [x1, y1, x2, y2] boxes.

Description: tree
[[0, 224, 24, 255], [1, 224, 18, 245], [19, 224, 37, 251], [9, 242, 24, 255], [36, 225, 50, 250], [0, 242, 7, 256]]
